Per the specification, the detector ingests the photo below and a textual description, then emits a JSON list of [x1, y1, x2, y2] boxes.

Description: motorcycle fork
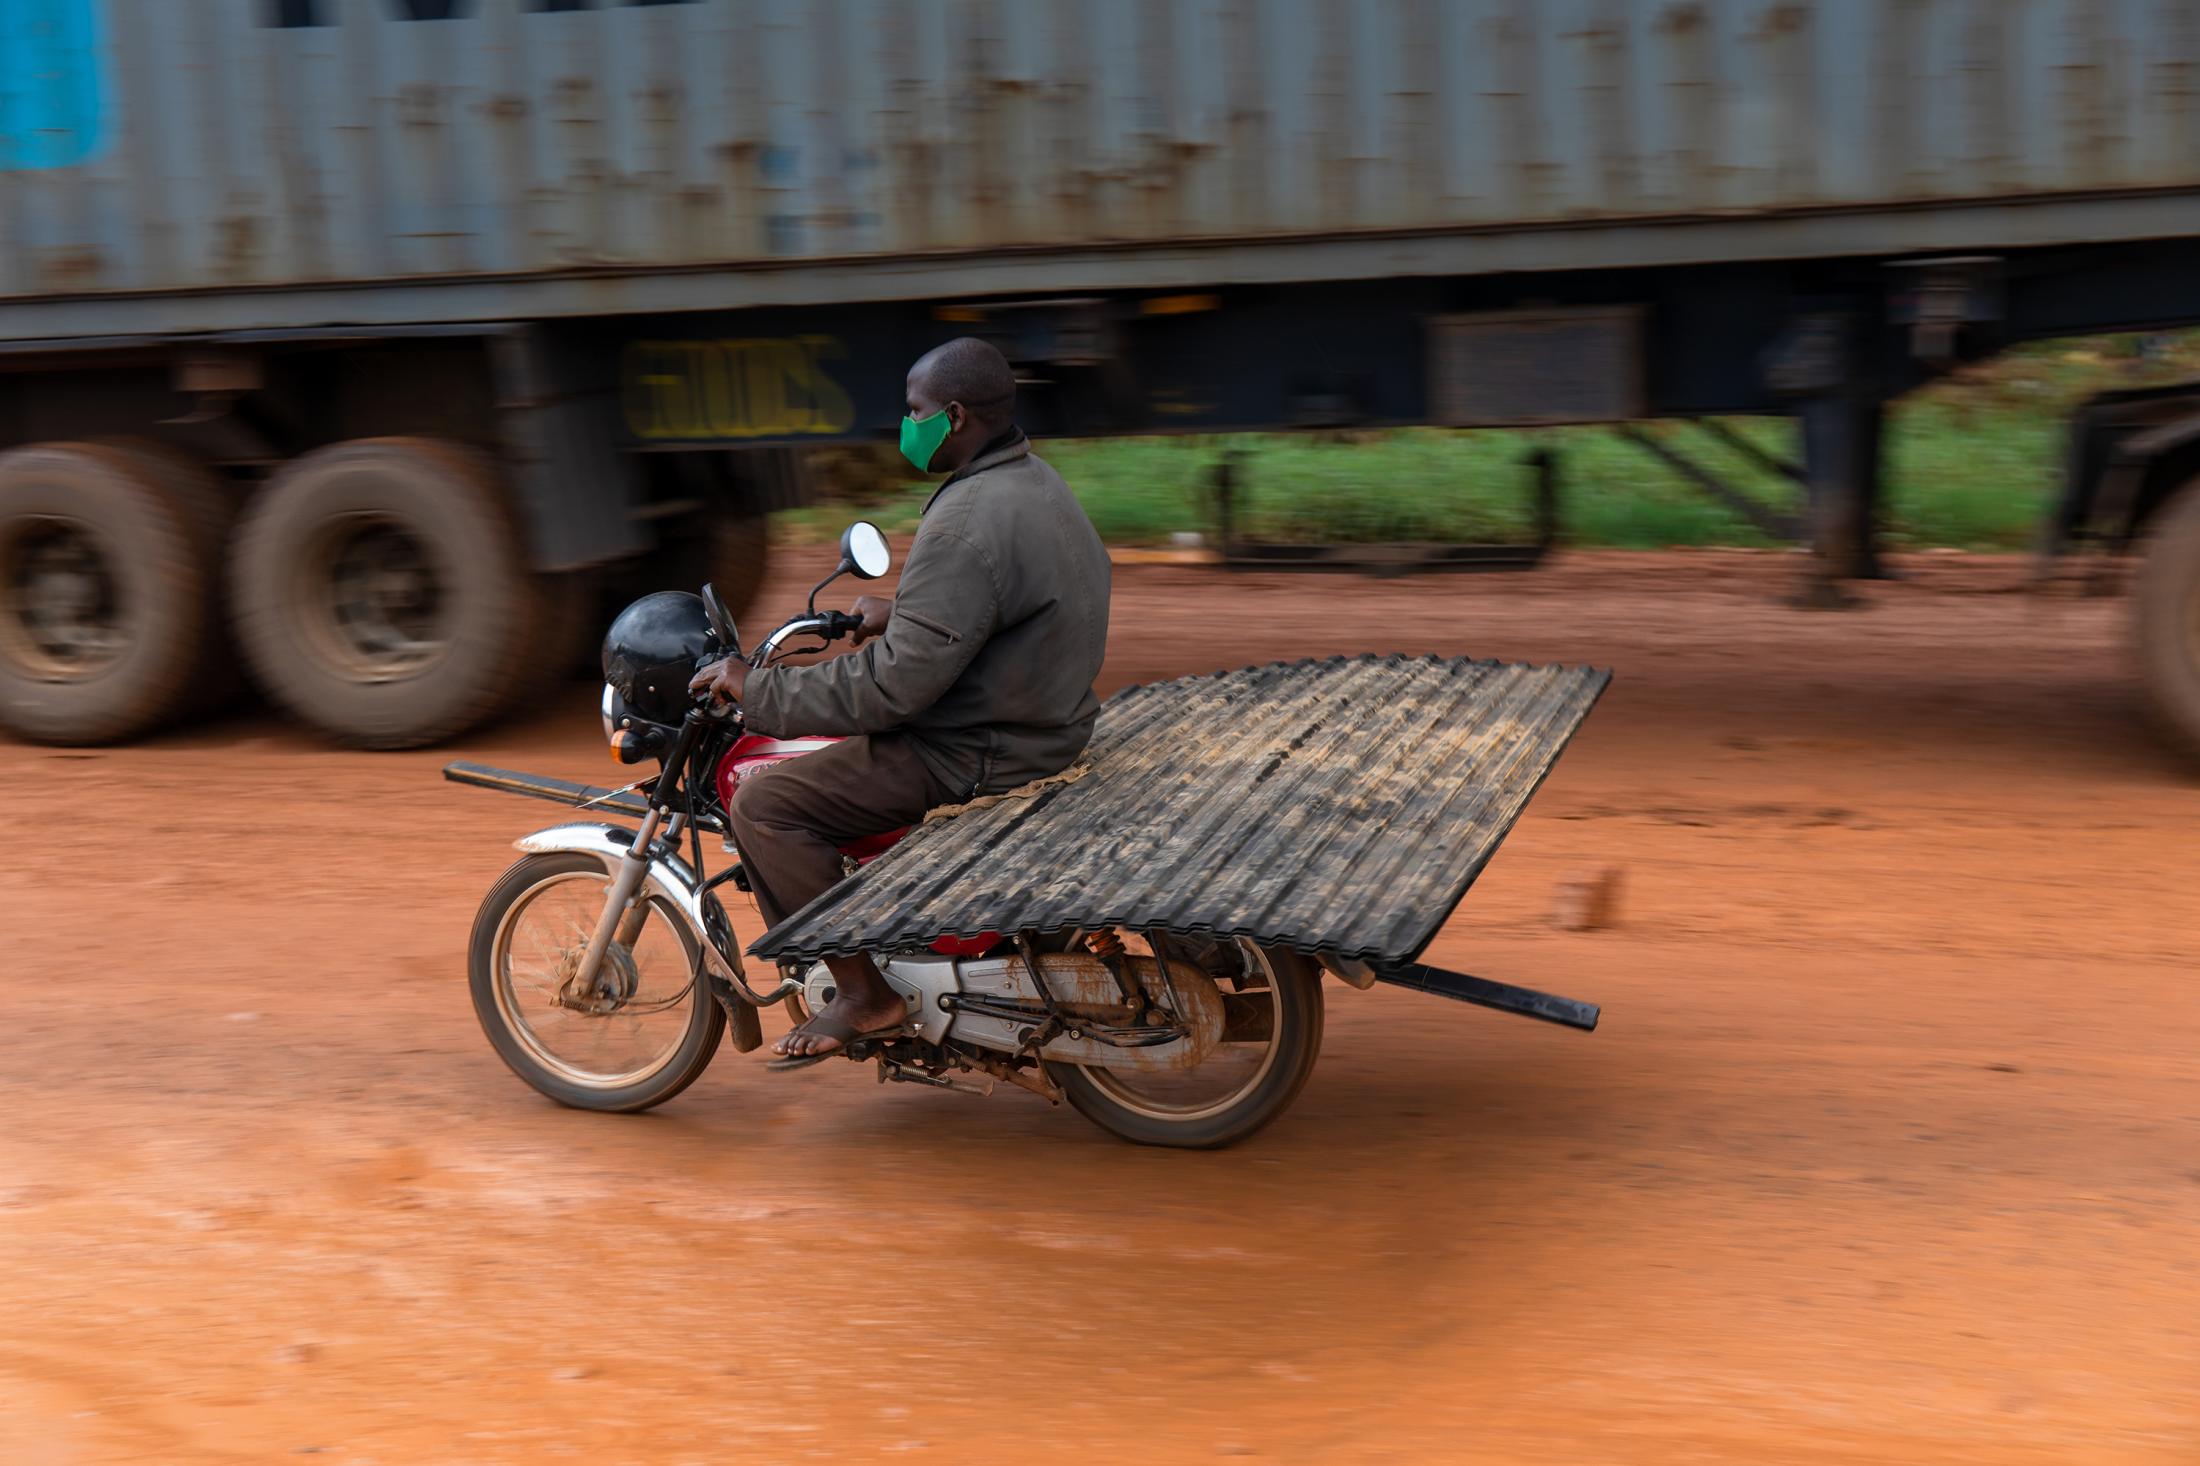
[[567, 807, 676, 999]]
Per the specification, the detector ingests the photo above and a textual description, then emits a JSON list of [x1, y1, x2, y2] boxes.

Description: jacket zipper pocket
[[898, 608, 962, 643]]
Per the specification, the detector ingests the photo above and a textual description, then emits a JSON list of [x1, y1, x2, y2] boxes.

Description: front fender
[[513, 822, 748, 989]]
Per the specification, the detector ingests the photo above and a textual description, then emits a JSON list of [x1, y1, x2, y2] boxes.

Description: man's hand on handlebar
[[848, 594, 892, 646], [694, 599, 883, 706], [688, 656, 749, 709]]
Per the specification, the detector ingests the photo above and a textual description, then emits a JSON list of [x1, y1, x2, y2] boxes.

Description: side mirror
[[700, 582, 740, 656], [840, 521, 892, 580]]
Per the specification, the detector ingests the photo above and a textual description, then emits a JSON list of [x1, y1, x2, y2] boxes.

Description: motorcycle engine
[[799, 951, 1225, 1074]]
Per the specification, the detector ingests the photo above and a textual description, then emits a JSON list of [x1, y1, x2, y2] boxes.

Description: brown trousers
[[727, 733, 956, 930]]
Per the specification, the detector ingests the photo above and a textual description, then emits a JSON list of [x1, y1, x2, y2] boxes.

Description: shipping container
[[0, 0, 2197, 335]]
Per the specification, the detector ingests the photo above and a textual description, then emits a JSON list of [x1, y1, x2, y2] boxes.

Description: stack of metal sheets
[[750, 655, 1609, 967]]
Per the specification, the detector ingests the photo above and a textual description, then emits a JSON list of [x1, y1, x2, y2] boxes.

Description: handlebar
[[752, 610, 865, 666], [691, 608, 867, 714]]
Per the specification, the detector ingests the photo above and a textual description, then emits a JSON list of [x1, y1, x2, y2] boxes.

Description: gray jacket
[[742, 432, 1111, 798]]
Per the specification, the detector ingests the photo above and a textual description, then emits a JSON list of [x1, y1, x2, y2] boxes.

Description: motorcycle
[[451, 522, 1602, 1148]]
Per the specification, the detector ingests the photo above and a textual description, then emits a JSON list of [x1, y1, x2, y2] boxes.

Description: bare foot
[[772, 989, 909, 1059]]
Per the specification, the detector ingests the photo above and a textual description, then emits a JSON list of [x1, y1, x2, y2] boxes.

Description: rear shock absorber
[[1082, 927, 1148, 1016]]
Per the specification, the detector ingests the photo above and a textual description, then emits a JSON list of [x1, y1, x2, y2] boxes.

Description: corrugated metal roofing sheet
[[749, 655, 1610, 966]]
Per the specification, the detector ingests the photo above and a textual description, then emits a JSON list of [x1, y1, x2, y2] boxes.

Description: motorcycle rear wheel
[[469, 852, 724, 1113], [1048, 941, 1323, 1149]]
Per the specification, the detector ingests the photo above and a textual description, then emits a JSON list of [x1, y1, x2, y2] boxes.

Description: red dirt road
[[1, 552, 2195, 1464]]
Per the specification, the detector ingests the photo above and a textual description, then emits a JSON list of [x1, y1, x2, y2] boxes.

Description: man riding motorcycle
[[688, 337, 1113, 1068]]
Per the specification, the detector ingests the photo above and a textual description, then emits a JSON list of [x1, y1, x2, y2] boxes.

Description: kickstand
[[876, 1055, 993, 1096]]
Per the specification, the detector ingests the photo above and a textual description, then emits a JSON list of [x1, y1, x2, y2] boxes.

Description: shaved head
[[909, 337, 1016, 430]]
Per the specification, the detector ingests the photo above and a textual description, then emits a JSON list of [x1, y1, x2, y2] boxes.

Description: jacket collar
[[922, 428, 1029, 513]]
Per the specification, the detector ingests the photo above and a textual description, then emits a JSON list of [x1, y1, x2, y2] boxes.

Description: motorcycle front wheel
[[468, 852, 723, 1112], [1047, 941, 1323, 1149]]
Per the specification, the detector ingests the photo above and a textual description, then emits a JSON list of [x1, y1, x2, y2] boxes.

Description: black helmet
[[601, 591, 717, 726]]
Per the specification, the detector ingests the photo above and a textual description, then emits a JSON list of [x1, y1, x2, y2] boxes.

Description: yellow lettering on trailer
[[622, 337, 857, 441]]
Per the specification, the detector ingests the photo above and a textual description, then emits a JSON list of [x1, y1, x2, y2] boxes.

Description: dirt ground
[[1, 550, 2195, 1465]]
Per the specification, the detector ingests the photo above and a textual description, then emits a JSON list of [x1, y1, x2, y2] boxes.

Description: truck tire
[[630, 451, 782, 625], [646, 510, 772, 626], [535, 567, 606, 680], [2135, 480, 2200, 763], [93, 439, 243, 715], [0, 442, 229, 743], [701, 511, 771, 622], [230, 437, 537, 749]]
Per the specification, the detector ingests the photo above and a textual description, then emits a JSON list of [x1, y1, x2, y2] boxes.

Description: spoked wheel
[[1048, 939, 1323, 1149], [468, 853, 722, 1112]]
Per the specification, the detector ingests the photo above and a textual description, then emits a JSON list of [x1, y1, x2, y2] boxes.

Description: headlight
[[600, 682, 618, 742]]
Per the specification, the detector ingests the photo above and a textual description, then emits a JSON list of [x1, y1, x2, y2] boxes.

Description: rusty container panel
[[0, 0, 2195, 309]]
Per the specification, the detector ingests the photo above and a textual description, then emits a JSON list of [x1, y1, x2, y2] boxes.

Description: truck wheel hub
[[313, 518, 446, 677], [1, 519, 124, 678]]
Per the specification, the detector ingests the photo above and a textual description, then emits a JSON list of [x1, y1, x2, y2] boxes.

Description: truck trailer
[[2, 0, 2198, 754]]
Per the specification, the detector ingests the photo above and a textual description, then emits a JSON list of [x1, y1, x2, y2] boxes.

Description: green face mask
[[899, 408, 953, 472]]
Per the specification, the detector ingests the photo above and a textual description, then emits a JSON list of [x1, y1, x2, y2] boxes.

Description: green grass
[[776, 330, 2200, 551]]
